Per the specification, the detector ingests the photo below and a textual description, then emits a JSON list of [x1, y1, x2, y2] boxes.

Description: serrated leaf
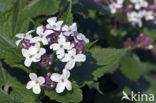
[[0, 62, 37, 103], [120, 55, 145, 81], [22, 0, 60, 19], [59, 0, 73, 25], [45, 81, 83, 103], [83, 40, 98, 52], [71, 47, 126, 87]]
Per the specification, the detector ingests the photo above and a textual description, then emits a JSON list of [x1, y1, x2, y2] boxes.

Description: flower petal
[[50, 73, 61, 82], [22, 49, 29, 58], [50, 44, 60, 50], [16, 39, 22, 46], [56, 82, 66, 93], [65, 80, 72, 91], [24, 58, 32, 67], [30, 37, 41, 43], [65, 60, 75, 70], [42, 38, 48, 45], [36, 26, 44, 35], [75, 54, 86, 62], [44, 30, 54, 36], [26, 81, 36, 89], [61, 54, 71, 62], [29, 73, 37, 80], [16, 33, 24, 38], [62, 69, 70, 79], [37, 77, 45, 85], [32, 84, 41, 94]]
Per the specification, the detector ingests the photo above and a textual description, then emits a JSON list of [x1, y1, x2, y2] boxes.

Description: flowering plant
[[0, 0, 156, 103]]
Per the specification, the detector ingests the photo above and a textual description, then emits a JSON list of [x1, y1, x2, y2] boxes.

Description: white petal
[[70, 23, 77, 31], [26, 81, 36, 89], [16, 39, 22, 46], [50, 73, 61, 82], [62, 69, 70, 79], [57, 21, 63, 25], [22, 49, 29, 58], [32, 84, 41, 94], [16, 33, 24, 38], [56, 49, 65, 59], [68, 48, 76, 56], [58, 35, 66, 44], [44, 30, 54, 36], [30, 37, 41, 43], [26, 30, 35, 34], [37, 77, 45, 85], [25, 34, 32, 40], [61, 54, 71, 62], [42, 38, 48, 45], [65, 60, 75, 70], [62, 25, 69, 31], [39, 48, 46, 55], [56, 82, 66, 93], [64, 42, 72, 50], [75, 54, 86, 62], [29, 73, 37, 80], [34, 42, 40, 49], [50, 44, 60, 50], [47, 17, 57, 25], [36, 26, 44, 35], [24, 58, 32, 67], [65, 80, 72, 91]]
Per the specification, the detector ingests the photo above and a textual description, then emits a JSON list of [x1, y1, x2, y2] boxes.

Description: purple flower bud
[[38, 54, 53, 67], [73, 40, 84, 53], [23, 40, 32, 49]]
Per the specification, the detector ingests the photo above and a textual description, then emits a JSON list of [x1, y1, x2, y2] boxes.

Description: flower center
[[35, 81, 39, 84], [71, 56, 75, 59], [40, 35, 43, 38], [29, 55, 33, 58], [60, 45, 63, 48], [68, 29, 71, 32], [37, 50, 40, 53], [61, 79, 64, 82], [53, 25, 56, 28]]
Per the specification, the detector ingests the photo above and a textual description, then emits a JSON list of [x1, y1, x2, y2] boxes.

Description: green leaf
[[83, 40, 98, 52], [79, 0, 109, 14], [0, 0, 16, 16], [120, 55, 145, 81], [71, 47, 126, 87], [59, 0, 73, 25], [45, 81, 83, 103], [22, 0, 60, 19], [0, 62, 36, 103], [143, 28, 156, 41]]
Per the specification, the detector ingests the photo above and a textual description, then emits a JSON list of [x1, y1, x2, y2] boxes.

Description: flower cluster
[[124, 34, 153, 51], [108, 0, 156, 27], [16, 17, 89, 94]]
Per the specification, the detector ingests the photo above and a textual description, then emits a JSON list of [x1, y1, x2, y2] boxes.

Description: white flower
[[73, 32, 89, 44], [62, 48, 86, 70], [144, 11, 155, 21], [16, 30, 34, 46], [130, 0, 148, 10], [127, 11, 143, 27], [50, 34, 73, 59], [30, 26, 53, 45], [109, 0, 124, 14], [22, 43, 46, 67], [26, 73, 45, 94], [50, 69, 72, 93], [62, 23, 77, 36], [76, 33, 89, 44], [46, 17, 63, 31]]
